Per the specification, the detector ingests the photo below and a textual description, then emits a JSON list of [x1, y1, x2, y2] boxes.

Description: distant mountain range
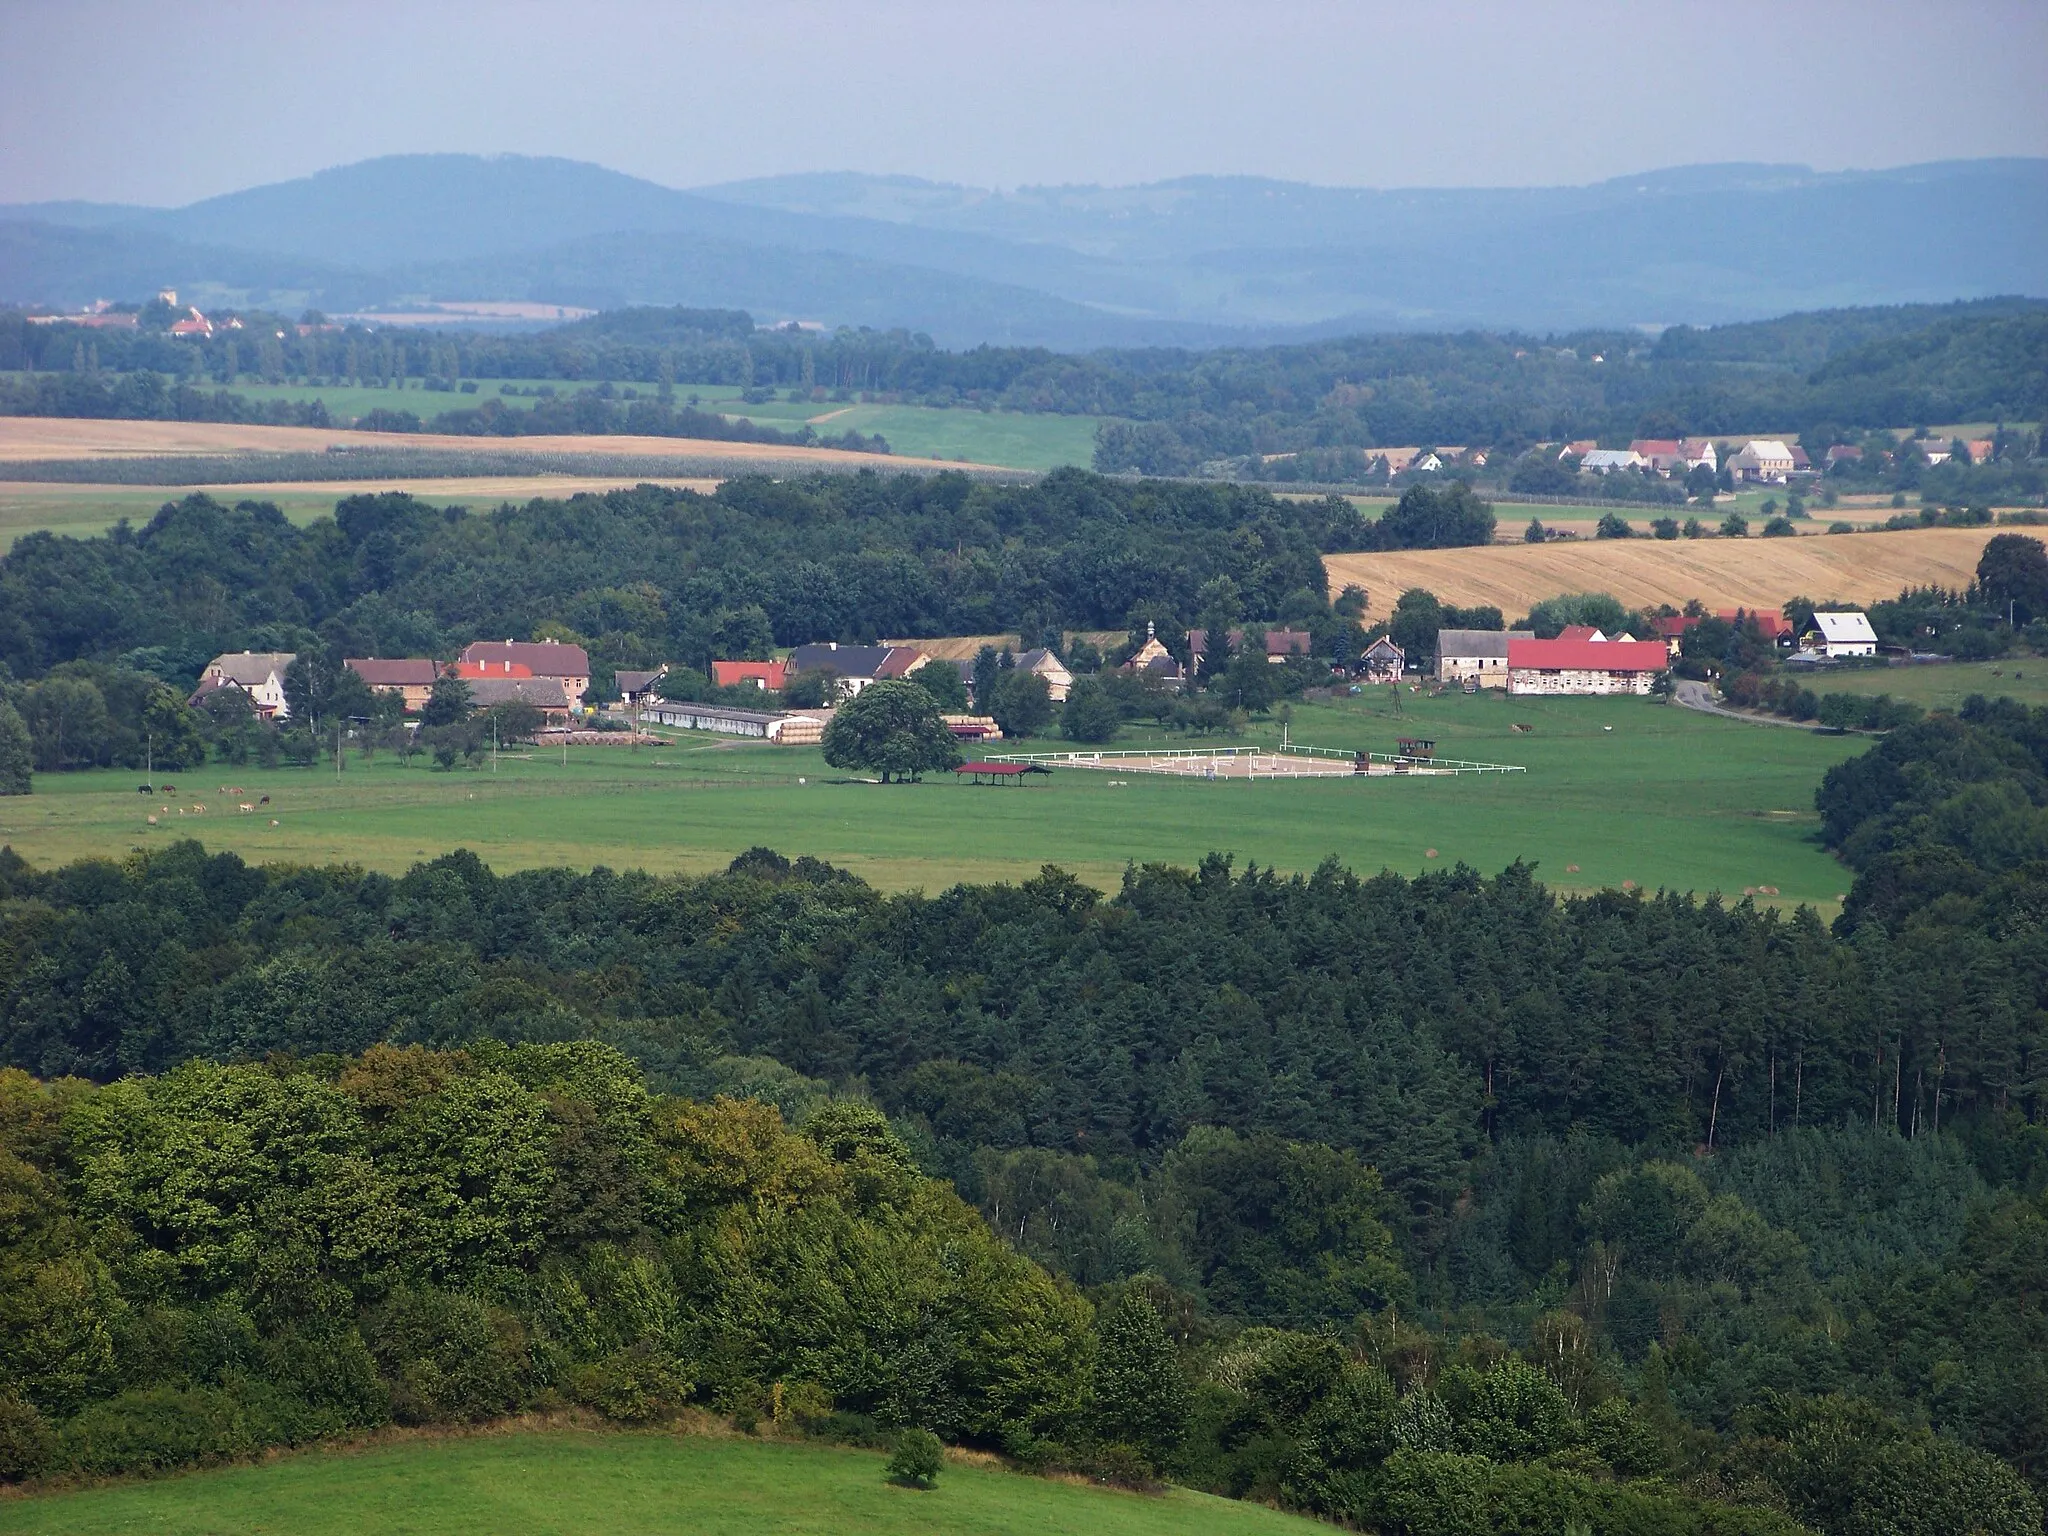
[[2, 154, 2044, 348]]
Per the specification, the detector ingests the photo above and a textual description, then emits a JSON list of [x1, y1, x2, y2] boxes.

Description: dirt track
[[1325, 527, 2012, 615], [0, 416, 1003, 470]]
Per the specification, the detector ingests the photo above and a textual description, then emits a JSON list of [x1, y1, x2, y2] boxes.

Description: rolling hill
[[2, 154, 2043, 347]]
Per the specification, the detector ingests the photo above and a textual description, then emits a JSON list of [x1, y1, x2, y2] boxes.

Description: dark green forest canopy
[[0, 471, 1362, 682]]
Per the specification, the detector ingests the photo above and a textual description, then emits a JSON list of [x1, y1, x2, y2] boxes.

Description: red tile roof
[[459, 640, 591, 677], [1718, 610, 1791, 638], [1650, 616, 1698, 638], [1509, 638, 1668, 672], [712, 660, 789, 689], [452, 659, 533, 679]]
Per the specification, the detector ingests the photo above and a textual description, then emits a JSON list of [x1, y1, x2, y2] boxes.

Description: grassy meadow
[[0, 1429, 1321, 1536], [0, 692, 1865, 909], [220, 378, 1104, 472], [1792, 657, 2048, 711]]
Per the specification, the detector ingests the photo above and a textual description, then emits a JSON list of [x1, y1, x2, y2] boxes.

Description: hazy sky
[[4, 0, 2045, 206]]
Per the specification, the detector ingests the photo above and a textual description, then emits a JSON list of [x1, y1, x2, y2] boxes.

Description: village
[[181, 603, 1888, 754]]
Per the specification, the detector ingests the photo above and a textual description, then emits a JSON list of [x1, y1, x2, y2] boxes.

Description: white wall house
[[1804, 611, 1879, 658], [190, 652, 296, 719], [1728, 440, 1797, 483]]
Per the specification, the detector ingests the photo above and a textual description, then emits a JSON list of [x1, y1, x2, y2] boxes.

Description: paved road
[[1672, 678, 1828, 729]]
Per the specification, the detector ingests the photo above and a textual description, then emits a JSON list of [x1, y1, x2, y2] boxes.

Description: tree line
[[1, 829, 2041, 1530]]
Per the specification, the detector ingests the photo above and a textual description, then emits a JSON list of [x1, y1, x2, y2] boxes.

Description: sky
[[3, 0, 2045, 207]]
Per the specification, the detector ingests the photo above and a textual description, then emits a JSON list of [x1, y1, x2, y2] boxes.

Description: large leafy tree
[[1976, 533, 2048, 624], [819, 680, 962, 783]]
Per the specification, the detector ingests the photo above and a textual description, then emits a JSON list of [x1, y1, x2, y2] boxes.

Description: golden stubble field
[[0, 416, 1005, 469], [1325, 526, 2011, 615]]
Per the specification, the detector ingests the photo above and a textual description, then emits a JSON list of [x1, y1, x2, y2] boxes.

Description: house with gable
[[459, 639, 592, 707], [190, 652, 296, 719]]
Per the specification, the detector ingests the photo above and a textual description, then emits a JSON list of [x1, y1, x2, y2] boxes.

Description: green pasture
[[0, 1428, 1318, 1536], [0, 484, 438, 550], [1788, 658, 2048, 711], [0, 692, 1865, 909], [217, 378, 1102, 471]]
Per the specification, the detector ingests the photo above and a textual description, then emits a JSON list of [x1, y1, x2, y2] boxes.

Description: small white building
[[1013, 648, 1075, 702], [1680, 438, 1719, 472], [641, 700, 808, 739], [1727, 440, 1797, 484], [1804, 611, 1879, 658]]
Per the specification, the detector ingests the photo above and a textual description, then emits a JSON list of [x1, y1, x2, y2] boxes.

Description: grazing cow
[[138, 784, 153, 794], [258, 795, 270, 806], [146, 815, 158, 825], [270, 819, 280, 826], [238, 803, 254, 814], [159, 784, 175, 794]]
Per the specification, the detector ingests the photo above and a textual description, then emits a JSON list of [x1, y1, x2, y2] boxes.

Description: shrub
[[887, 1426, 944, 1487], [567, 1342, 695, 1424], [0, 1395, 56, 1483], [363, 1287, 530, 1425], [60, 1386, 260, 1476]]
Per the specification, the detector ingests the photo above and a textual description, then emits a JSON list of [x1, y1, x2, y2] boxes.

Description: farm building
[[613, 667, 669, 707], [1680, 437, 1718, 471], [346, 657, 439, 713], [711, 660, 789, 691], [640, 700, 808, 740], [784, 642, 927, 696], [1802, 611, 1879, 658], [190, 652, 296, 720], [1435, 629, 1534, 689], [1118, 622, 1186, 687], [1358, 636, 1405, 682], [1506, 637, 1668, 695], [465, 676, 576, 722], [459, 639, 591, 706], [1727, 440, 1797, 484], [1580, 449, 1647, 474], [1628, 440, 1686, 475], [1013, 648, 1075, 701]]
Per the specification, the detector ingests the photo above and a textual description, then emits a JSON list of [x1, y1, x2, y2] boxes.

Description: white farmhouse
[[1727, 440, 1797, 484], [1804, 611, 1879, 658], [189, 651, 297, 719]]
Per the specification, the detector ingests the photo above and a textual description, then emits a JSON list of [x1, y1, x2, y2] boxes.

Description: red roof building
[[1718, 610, 1791, 640], [346, 657, 440, 712], [712, 660, 789, 691], [452, 659, 534, 679], [1507, 638, 1667, 696], [458, 640, 590, 705]]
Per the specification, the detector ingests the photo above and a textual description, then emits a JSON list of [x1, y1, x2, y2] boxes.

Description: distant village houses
[[345, 657, 438, 713], [784, 642, 926, 696], [1802, 611, 1879, 658]]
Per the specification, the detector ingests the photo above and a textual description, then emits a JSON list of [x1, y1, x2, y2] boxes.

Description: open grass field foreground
[[0, 1428, 1320, 1536], [1325, 524, 2009, 617], [0, 693, 1866, 911]]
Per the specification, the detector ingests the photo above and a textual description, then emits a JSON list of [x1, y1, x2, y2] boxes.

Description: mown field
[[0, 693, 1865, 910], [0, 1429, 1320, 1536], [1326, 524, 2007, 618]]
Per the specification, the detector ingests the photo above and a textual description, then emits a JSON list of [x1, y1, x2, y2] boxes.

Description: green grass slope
[[0, 1430, 1321, 1536]]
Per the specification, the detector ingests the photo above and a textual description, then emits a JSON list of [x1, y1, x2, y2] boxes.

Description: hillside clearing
[[1325, 526, 2009, 616], [0, 1429, 1320, 1536]]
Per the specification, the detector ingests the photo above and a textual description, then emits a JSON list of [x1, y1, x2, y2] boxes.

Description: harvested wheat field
[[1325, 527, 2011, 616], [886, 630, 1124, 660], [0, 416, 1004, 469]]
